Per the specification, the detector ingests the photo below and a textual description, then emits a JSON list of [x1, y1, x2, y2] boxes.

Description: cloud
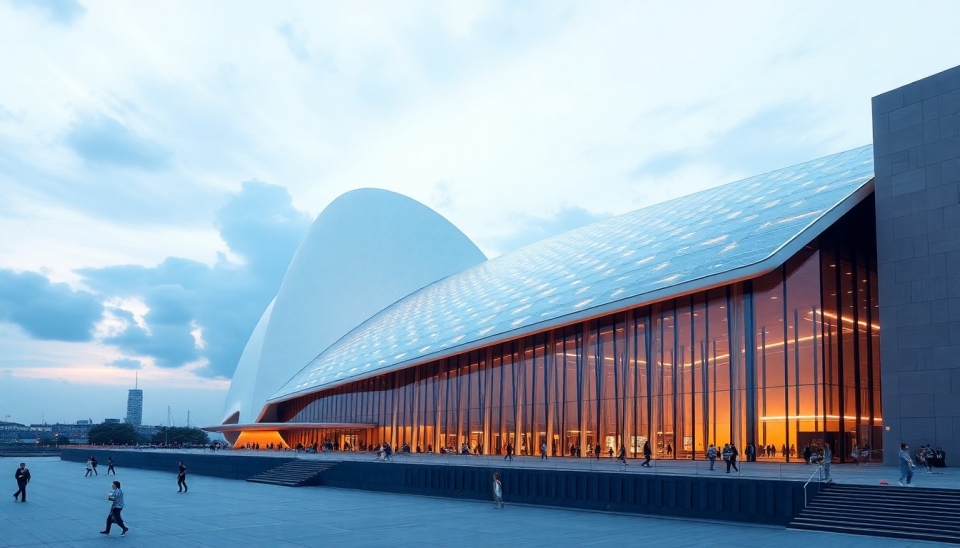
[[0, 269, 103, 341], [215, 180, 312, 281], [0, 104, 20, 123], [0, 181, 311, 377], [77, 180, 312, 378], [107, 358, 142, 370], [629, 102, 834, 181], [103, 310, 199, 368], [702, 102, 836, 175], [64, 114, 171, 170], [11, 0, 85, 26], [629, 149, 695, 179], [277, 22, 310, 63], [430, 180, 454, 210], [491, 205, 611, 254]]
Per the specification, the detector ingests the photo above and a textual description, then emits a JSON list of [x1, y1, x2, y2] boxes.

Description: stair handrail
[[802, 464, 823, 508]]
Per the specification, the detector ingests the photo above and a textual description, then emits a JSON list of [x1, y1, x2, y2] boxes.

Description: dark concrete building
[[874, 64, 960, 464]]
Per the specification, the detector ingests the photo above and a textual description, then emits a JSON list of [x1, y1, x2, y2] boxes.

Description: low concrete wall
[[60, 450, 810, 524], [60, 449, 294, 480], [0, 446, 61, 458], [321, 461, 810, 526]]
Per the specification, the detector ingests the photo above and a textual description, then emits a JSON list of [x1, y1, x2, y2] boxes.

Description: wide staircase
[[789, 483, 960, 543], [247, 460, 340, 487]]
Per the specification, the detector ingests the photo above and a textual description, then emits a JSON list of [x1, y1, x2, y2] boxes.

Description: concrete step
[[794, 512, 960, 532], [788, 522, 960, 544], [247, 460, 339, 487], [789, 483, 960, 543]]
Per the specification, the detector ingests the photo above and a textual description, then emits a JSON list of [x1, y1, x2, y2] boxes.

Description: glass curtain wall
[[277, 211, 881, 461]]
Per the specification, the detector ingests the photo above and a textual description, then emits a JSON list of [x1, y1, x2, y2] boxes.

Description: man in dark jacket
[[641, 441, 652, 467], [177, 461, 187, 492], [13, 462, 30, 502], [726, 443, 740, 473]]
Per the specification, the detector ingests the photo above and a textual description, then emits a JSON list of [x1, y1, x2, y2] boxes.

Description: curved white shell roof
[[221, 188, 486, 424], [221, 299, 274, 426], [271, 145, 875, 402]]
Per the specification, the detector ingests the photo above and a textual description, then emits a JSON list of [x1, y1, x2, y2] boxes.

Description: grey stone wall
[[323, 461, 809, 525], [60, 448, 295, 479], [874, 64, 960, 464]]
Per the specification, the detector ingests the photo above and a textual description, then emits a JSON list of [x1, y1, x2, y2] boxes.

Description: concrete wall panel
[[875, 64, 960, 464]]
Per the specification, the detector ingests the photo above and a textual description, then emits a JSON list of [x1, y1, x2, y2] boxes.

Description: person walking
[[726, 443, 740, 473], [100, 480, 129, 536], [13, 462, 30, 502], [540, 441, 548, 460], [899, 443, 916, 487], [823, 445, 833, 482], [177, 461, 188, 492], [504, 442, 513, 462], [617, 445, 628, 466], [106, 457, 116, 475], [492, 472, 504, 509], [707, 444, 717, 471], [91, 456, 99, 475], [640, 441, 652, 467], [595, 443, 602, 460], [85, 457, 94, 477]]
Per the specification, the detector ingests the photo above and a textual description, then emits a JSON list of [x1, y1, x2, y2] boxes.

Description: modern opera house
[[209, 65, 960, 466]]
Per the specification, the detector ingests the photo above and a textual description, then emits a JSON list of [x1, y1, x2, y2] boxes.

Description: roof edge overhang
[[203, 422, 377, 433], [266, 178, 875, 407]]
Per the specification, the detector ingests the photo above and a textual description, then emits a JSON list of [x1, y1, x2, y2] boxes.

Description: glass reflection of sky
[[272, 145, 874, 401]]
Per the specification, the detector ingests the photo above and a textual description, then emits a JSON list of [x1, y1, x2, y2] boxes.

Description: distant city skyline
[[2, 375, 203, 426]]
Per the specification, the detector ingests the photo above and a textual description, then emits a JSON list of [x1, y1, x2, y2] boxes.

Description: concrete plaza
[[0, 457, 950, 547]]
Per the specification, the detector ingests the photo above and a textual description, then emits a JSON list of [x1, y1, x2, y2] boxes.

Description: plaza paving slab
[[0, 457, 950, 547]]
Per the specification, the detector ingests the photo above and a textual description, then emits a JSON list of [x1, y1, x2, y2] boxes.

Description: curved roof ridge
[[270, 145, 874, 402]]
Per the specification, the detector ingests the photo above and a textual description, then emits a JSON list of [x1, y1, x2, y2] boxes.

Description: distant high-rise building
[[125, 389, 143, 425]]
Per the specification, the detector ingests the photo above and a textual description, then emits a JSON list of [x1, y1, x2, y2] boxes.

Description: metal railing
[[802, 463, 824, 508]]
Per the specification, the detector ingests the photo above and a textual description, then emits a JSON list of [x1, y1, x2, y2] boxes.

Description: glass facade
[[275, 200, 881, 462], [273, 147, 875, 400]]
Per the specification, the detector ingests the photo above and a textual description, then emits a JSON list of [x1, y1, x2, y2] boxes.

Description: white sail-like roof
[[221, 188, 486, 424], [270, 146, 874, 402]]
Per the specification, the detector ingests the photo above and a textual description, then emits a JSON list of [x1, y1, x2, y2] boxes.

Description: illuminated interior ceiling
[[271, 146, 875, 402]]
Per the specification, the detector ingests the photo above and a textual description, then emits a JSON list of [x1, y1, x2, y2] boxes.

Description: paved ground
[[0, 457, 951, 547]]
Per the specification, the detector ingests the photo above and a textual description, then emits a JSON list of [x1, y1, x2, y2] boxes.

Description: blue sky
[[1, 0, 959, 427]]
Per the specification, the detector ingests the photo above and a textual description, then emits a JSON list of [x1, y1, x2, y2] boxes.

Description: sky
[[1, 0, 959, 428]]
